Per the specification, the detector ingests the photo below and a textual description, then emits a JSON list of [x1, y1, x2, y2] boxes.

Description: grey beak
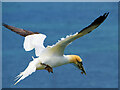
[[80, 65, 86, 75], [77, 61, 86, 75]]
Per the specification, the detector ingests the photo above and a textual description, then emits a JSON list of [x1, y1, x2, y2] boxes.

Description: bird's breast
[[41, 56, 70, 68]]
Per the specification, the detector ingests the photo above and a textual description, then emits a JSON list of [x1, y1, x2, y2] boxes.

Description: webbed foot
[[41, 63, 53, 73]]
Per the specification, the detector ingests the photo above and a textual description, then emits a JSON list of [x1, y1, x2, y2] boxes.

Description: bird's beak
[[77, 61, 86, 75]]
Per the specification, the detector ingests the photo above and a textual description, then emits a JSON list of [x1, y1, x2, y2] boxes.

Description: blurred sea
[[2, 2, 118, 88]]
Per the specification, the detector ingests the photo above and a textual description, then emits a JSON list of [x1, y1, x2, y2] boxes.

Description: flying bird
[[2, 12, 109, 85]]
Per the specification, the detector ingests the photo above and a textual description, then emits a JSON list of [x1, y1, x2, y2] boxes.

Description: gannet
[[2, 12, 109, 85]]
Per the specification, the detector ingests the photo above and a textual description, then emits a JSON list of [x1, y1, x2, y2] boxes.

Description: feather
[[23, 34, 46, 56], [14, 58, 40, 85]]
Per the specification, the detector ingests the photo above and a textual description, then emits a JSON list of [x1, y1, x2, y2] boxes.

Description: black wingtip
[[103, 12, 109, 17], [91, 12, 109, 26], [103, 12, 109, 18], [78, 12, 109, 34], [100, 12, 109, 23]]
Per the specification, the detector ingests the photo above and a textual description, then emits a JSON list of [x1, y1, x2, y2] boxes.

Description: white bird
[[2, 12, 109, 85]]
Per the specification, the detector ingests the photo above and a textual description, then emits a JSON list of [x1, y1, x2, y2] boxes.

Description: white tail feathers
[[14, 60, 38, 85]]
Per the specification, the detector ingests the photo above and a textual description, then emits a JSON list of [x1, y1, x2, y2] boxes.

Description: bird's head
[[69, 55, 86, 75]]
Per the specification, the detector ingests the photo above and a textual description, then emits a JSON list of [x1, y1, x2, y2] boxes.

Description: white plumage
[[24, 34, 46, 56], [2, 12, 109, 85]]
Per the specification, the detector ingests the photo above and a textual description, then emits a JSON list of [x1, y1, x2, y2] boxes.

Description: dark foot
[[41, 63, 53, 73]]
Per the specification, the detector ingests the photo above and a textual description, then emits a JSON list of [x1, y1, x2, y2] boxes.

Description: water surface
[[2, 2, 118, 88]]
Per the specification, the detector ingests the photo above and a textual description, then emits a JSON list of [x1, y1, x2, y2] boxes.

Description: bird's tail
[[14, 59, 39, 85]]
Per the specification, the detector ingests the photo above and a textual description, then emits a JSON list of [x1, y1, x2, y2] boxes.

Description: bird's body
[[2, 12, 109, 85], [34, 55, 70, 70]]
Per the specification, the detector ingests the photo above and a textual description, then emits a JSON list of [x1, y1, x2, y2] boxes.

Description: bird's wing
[[49, 12, 109, 56], [24, 34, 46, 56], [14, 58, 40, 85], [2, 23, 47, 56], [2, 23, 39, 37]]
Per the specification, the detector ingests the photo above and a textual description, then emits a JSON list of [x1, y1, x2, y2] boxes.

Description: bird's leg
[[41, 63, 53, 73]]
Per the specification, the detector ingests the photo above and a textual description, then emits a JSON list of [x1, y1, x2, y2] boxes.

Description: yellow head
[[68, 55, 86, 75]]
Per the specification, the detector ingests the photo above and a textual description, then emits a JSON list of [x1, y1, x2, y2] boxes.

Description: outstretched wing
[[2, 23, 39, 37], [2, 23, 46, 56], [14, 58, 40, 85], [49, 12, 109, 56]]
